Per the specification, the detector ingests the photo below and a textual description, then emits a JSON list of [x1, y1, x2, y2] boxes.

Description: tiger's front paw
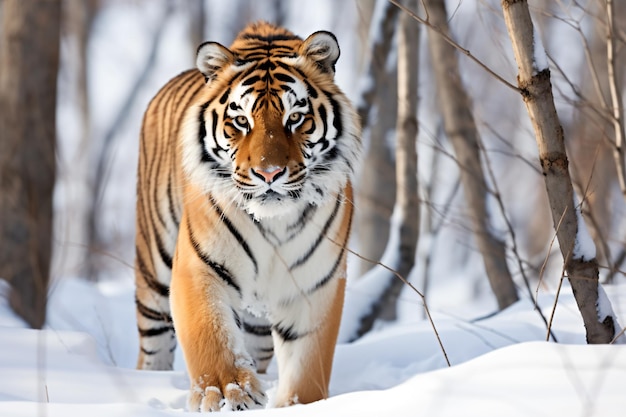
[[187, 368, 266, 412]]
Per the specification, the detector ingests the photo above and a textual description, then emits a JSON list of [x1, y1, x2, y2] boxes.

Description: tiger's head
[[182, 23, 361, 219]]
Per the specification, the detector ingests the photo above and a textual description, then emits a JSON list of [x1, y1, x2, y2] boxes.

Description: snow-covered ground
[[1, 277, 625, 416]]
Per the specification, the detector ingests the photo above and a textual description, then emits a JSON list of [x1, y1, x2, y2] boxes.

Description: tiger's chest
[[202, 194, 344, 318]]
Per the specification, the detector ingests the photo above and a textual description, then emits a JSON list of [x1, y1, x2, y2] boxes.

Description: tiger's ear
[[300, 31, 340, 75], [196, 41, 235, 81]]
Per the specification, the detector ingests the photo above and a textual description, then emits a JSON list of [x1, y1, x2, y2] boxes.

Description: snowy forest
[[1, 0, 626, 416]]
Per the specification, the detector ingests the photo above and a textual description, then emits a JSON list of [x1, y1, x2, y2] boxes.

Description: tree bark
[[355, 0, 399, 275], [424, 0, 519, 309], [606, 0, 626, 200], [61, 0, 97, 280], [0, 0, 61, 328], [188, 0, 205, 57], [501, 0, 617, 343]]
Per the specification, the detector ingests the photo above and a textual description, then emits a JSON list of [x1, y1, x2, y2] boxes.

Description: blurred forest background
[[1, 0, 625, 343]]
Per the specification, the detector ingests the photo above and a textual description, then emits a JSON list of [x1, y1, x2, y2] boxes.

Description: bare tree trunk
[[356, 0, 399, 275], [60, 0, 97, 280], [424, 0, 518, 309], [0, 0, 61, 328], [379, 0, 420, 320], [357, 0, 420, 333], [560, 0, 624, 276], [188, 0, 205, 56], [86, 1, 172, 279], [606, 0, 626, 199], [501, 0, 618, 343]]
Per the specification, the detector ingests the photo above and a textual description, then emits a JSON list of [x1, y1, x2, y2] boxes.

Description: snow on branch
[[572, 192, 596, 262]]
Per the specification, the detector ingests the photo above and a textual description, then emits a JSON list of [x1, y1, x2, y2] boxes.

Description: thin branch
[[536, 203, 569, 300], [388, 0, 520, 93], [546, 260, 568, 342], [478, 135, 558, 341], [546, 51, 612, 125], [605, 248, 626, 283], [546, 1, 608, 108], [326, 233, 450, 367]]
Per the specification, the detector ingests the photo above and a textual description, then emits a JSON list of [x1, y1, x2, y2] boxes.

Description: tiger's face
[[182, 25, 361, 219]]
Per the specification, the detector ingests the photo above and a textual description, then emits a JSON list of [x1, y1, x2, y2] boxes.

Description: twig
[[388, 0, 519, 93], [546, 256, 570, 342], [326, 233, 451, 367], [610, 325, 626, 344], [478, 135, 558, 341], [605, 248, 626, 283], [536, 206, 569, 300]]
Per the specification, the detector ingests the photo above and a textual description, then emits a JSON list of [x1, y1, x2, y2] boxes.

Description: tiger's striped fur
[[134, 22, 361, 411]]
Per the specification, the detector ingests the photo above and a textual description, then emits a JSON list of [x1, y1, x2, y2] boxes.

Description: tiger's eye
[[288, 112, 303, 125], [235, 115, 249, 130]]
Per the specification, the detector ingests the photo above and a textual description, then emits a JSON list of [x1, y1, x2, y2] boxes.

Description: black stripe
[[289, 196, 341, 269], [308, 197, 352, 294], [240, 86, 255, 99], [209, 196, 259, 274], [273, 323, 301, 342], [219, 88, 231, 104], [198, 101, 215, 163], [155, 230, 173, 269], [292, 66, 319, 99], [240, 33, 300, 42], [211, 109, 219, 142], [274, 72, 295, 83], [243, 322, 272, 337], [136, 297, 172, 322], [325, 91, 343, 139], [140, 346, 159, 355], [256, 354, 274, 363], [187, 218, 242, 295], [286, 204, 317, 238], [138, 325, 174, 337], [284, 170, 307, 186], [166, 161, 180, 227], [242, 75, 261, 86], [136, 254, 170, 297], [308, 246, 344, 294], [317, 105, 330, 151]]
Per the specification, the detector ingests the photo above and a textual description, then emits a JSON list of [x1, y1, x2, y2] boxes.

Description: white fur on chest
[[211, 196, 342, 319]]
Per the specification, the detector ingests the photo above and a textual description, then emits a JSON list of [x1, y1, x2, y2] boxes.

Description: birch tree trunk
[[61, 0, 97, 280], [501, 0, 618, 343], [424, 0, 518, 309], [0, 0, 61, 328], [357, 0, 420, 333], [356, 0, 399, 275]]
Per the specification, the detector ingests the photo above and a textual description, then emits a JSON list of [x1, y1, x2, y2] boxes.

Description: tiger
[[134, 22, 361, 411]]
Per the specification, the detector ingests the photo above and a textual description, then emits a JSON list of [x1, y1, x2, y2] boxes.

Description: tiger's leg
[[135, 197, 177, 370], [272, 277, 345, 407], [240, 311, 274, 373], [170, 214, 266, 412]]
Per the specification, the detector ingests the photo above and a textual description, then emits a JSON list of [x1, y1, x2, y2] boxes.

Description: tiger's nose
[[251, 167, 286, 184]]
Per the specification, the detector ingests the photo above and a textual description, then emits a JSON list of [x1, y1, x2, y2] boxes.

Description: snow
[[573, 193, 597, 262], [339, 206, 403, 342], [532, 25, 548, 74], [1, 276, 625, 416]]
